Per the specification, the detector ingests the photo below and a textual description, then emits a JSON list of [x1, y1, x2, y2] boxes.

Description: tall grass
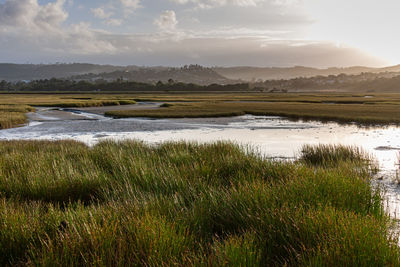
[[300, 144, 378, 169], [0, 140, 397, 266], [0, 105, 35, 129]]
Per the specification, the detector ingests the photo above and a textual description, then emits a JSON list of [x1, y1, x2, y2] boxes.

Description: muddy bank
[[27, 108, 99, 121]]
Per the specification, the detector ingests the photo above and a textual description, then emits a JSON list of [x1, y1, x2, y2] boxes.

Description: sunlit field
[[3, 92, 400, 129], [106, 101, 400, 125]]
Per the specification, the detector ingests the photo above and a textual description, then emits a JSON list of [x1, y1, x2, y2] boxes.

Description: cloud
[[154, 10, 178, 32], [1, 27, 385, 67], [114, 37, 384, 67], [120, 0, 141, 10], [0, 0, 117, 56], [0, 0, 68, 32], [91, 7, 112, 19], [169, 0, 267, 8], [272, 0, 299, 6], [91, 6, 122, 26], [168, 0, 310, 35], [105, 18, 123, 26], [0, 0, 386, 68], [66, 23, 117, 54]]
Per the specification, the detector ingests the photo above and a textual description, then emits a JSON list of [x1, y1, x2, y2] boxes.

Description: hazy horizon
[[1, 62, 399, 69], [0, 0, 397, 68]]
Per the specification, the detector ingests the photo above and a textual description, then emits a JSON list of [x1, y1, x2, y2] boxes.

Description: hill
[[213, 65, 400, 81], [0, 63, 233, 85], [71, 65, 233, 85], [0, 63, 128, 81]]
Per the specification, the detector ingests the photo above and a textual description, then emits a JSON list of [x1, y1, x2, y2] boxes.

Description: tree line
[[0, 78, 250, 92]]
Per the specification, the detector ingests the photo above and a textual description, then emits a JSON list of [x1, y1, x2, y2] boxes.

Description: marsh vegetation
[[4, 92, 400, 129], [0, 141, 397, 266], [0, 94, 137, 129], [106, 100, 400, 124]]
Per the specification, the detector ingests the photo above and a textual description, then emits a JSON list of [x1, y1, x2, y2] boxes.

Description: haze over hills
[[4, 62, 400, 92], [2, 63, 400, 85], [71, 65, 232, 86], [0, 63, 232, 85], [0, 63, 129, 81], [214, 65, 400, 81]]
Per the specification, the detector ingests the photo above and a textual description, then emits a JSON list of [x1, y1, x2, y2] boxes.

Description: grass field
[[106, 101, 400, 125], [0, 140, 397, 266], [3, 92, 400, 129], [103, 92, 400, 125]]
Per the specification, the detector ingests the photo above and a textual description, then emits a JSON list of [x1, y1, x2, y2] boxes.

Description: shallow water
[[2, 107, 400, 217]]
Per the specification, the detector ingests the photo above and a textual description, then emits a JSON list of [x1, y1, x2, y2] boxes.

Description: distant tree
[[0, 80, 8, 91]]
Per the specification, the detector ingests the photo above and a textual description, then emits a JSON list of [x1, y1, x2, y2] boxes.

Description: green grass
[[105, 101, 400, 125], [300, 144, 378, 169], [0, 140, 397, 266]]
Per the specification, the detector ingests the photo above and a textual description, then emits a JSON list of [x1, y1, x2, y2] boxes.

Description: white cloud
[[272, 0, 299, 6], [169, 0, 266, 8], [0, 0, 67, 31], [0, 0, 116, 55], [154, 10, 178, 32], [120, 0, 141, 10], [169, 0, 302, 9], [66, 23, 117, 54], [91, 7, 113, 19], [91, 6, 122, 26], [106, 18, 123, 26]]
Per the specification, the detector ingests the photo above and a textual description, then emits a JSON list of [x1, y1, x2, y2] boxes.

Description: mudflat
[[74, 103, 160, 115]]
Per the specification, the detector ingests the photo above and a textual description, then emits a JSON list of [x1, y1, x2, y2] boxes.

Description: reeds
[[0, 105, 35, 129], [300, 144, 377, 168], [0, 140, 397, 265]]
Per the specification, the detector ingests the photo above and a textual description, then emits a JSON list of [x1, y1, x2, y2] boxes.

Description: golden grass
[[106, 101, 400, 125], [0, 94, 136, 129], [3, 92, 400, 128], [0, 105, 35, 129]]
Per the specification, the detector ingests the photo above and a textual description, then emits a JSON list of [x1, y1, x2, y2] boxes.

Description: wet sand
[[28, 103, 162, 122], [28, 108, 97, 121], [29, 104, 260, 126]]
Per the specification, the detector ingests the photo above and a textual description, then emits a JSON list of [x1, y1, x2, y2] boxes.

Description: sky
[[0, 0, 397, 67]]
